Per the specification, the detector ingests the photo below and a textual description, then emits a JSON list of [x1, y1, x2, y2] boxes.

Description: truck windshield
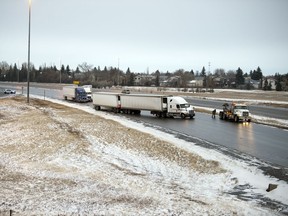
[[77, 89, 86, 95], [234, 106, 247, 109], [180, 104, 190, 108]]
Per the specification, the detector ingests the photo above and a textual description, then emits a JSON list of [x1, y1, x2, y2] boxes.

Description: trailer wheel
[[181, 113, 186, 119], [95, 106, 100, 111], [234, 115, 239, 122]]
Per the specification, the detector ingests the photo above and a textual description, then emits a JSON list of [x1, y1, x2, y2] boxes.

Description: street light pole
[[27, 0, 32, 103]]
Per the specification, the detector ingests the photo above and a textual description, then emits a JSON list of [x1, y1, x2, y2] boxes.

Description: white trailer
[[92, 92, 120, 111], [92, 92, 195, 119], [120, 94, 166, 114]]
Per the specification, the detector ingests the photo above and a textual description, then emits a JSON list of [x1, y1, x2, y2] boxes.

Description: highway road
[[1, 84, 287, 181], [126, 111, 288, 167]]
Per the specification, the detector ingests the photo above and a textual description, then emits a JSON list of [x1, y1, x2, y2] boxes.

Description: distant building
[[245, 77, 260, 89], [160, 76, 181, 87], [262, 77, 276, 90], [134, 74, 155, 86]]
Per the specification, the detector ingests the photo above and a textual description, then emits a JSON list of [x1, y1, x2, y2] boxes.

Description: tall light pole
[[27, 0, 32, 103], [117, 58, 120, 86]]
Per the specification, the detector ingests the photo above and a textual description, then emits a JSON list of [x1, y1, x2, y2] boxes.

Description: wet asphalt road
[[125, 111, 288, 168], [1, 85, 288, 169]]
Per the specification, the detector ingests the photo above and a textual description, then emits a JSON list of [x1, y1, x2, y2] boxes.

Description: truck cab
[[167, 96, 195, 119], [75, 88, 88, 102], [231, 103, 251, 122]]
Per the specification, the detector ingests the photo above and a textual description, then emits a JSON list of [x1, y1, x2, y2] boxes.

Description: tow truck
[[219, 102, 251, 122]]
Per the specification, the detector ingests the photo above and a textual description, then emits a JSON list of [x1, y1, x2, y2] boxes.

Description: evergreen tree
[[200, 67, 206, 87], [155, 70, 160, 87], [20, 63, 28, 82], [251, 67, 263, 80], [125, 68, 131, 86], [200, 67, 206, 77], [75, 67, 80, 73], [8, 65, 13, 81], [268, 81, 272, 90], [263, 78, 268, 90], [275, 73, 282, 91], [66, 65, 71, 76], [13, 63, 18, 82], [128, 73, 135, 86], [235, 67, 244, 86], [61, 64, 65, 73]]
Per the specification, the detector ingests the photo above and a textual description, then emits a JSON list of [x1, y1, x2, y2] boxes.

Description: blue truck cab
[[75, 87, 88, 102]]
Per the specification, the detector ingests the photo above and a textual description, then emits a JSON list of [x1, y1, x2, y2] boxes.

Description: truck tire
[[95, 106, 100, 111], [234, 115, 239, 122], [181, 113, 186, 119]]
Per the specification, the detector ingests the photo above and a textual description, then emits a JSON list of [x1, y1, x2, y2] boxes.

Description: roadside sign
[[73, 81, 80, 85]]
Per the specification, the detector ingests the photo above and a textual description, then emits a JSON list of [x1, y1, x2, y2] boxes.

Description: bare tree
[[214, 68, 226, 77], [78, 62, 93, 73]]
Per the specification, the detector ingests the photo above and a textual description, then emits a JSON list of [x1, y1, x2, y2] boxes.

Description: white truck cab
[[167, 96, 195, 119], [231, 103, 251, 122]]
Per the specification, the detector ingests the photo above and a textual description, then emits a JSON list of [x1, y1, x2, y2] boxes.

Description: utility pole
[[117, 58, 120, 86], [27, 0, 32, 103]]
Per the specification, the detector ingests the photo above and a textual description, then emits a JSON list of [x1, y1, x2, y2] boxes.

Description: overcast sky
[[1, 0, 288, 75]]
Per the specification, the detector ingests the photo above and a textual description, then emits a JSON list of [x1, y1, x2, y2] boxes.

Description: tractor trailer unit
[[63, 85, 88, 102], [92, 92, 195, 119]]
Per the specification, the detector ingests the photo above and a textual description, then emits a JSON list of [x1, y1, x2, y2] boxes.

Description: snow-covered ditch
[[0, 95, 287, 215]]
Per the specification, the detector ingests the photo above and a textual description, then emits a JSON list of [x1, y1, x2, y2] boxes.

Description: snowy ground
[[0, 95, 288, 215]]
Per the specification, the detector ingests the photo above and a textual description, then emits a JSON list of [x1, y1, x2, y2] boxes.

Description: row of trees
[[0, 61, 287, 91]]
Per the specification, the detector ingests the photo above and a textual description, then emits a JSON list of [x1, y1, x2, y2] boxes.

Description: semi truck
[[63, 85, 88, 102], [82, 85, 93, 101], [219, 102, 251, 122], [92, 92, 195, 119]]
